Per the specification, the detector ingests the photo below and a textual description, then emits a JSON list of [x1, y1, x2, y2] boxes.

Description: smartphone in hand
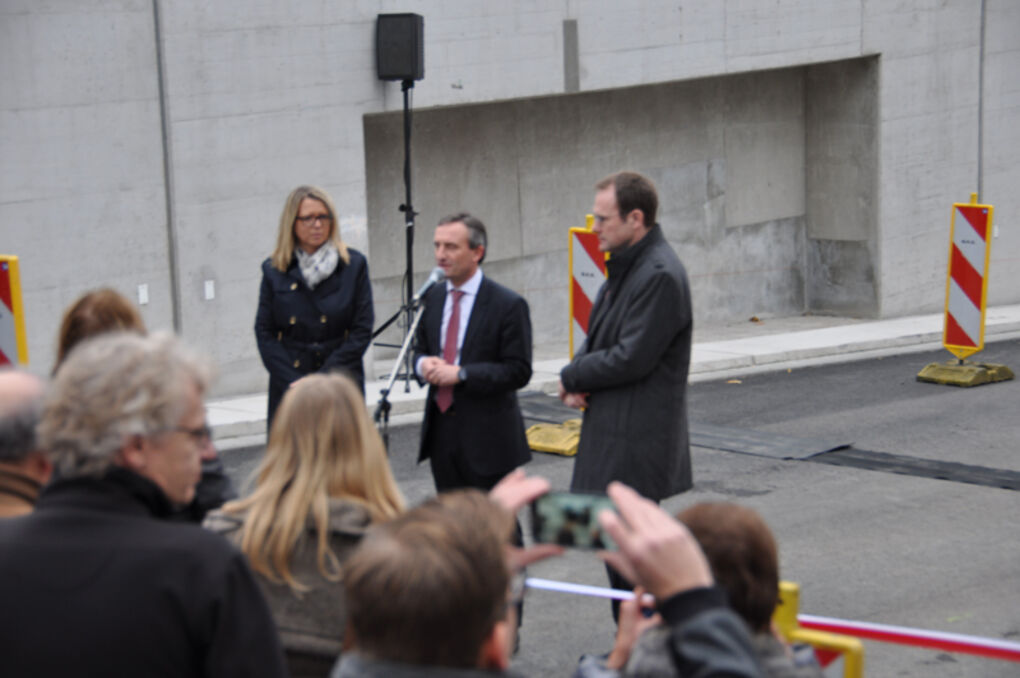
[[529, 491, 617, 550]]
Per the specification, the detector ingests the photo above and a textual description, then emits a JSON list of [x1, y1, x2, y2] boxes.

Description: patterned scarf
[[295, 242, 339, 289]]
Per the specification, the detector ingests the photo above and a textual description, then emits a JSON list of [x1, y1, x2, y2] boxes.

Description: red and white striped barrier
[[943, 195, 994, 360], [569, 218, 607, 358], [799, 614, 1020, 663], [527, 577, 1020, 666]]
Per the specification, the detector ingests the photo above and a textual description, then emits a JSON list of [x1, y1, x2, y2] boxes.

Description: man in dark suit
[[414, 213, 533, 493]]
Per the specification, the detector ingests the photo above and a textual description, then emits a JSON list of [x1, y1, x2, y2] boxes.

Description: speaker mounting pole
[[372, 12, 425, 438], [398, 77, 417, 388]]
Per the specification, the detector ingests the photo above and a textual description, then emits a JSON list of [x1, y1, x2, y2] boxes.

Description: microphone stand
[[374, 297, 427, 451]]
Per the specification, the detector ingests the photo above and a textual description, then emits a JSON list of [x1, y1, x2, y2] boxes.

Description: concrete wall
[[3, 1, 1018, 395], [366, 68, 812, 354]]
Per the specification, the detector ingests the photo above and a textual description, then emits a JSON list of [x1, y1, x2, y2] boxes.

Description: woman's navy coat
[[255, 249, 373, 424]]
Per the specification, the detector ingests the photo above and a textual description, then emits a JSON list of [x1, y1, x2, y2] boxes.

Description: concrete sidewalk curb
[[209, 304, 1020, 448]]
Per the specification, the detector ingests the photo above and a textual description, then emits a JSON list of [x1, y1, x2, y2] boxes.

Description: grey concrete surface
[[219, 340, 1020, 677]]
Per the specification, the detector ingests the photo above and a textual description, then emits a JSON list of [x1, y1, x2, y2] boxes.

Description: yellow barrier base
[[916, 361, 1014, 387], [526, 419, 581, 456]]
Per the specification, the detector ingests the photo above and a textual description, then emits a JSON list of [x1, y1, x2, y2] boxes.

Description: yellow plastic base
[[916, 361, 1015, 387], [526, 418, 582, 456]]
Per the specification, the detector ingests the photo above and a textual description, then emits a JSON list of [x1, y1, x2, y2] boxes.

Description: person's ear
[[25, 451, 53, 485], [472, 244, 485, 265], [477, 619, 511, 671], [118, 434, 149, 471]]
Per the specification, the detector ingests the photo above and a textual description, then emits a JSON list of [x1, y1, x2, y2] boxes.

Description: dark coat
[[560, 225, 692, 501], [0, 468, 287, 677], [574, 587, 763, 678], [413, 275, 533, 478], [255, 248, 374, 423], [205, 499, 373, 678]]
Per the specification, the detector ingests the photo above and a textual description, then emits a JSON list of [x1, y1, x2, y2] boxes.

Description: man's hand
[[557, 379, 589, 409], [598, 482, 713, 601], [490, 469, 564, 570], [490, 468, 550, 513], [606, 586, 661, 670], [421, 357, 461, 386]]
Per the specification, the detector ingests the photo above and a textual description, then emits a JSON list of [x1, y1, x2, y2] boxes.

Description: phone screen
[[529, 491, 617, 550]]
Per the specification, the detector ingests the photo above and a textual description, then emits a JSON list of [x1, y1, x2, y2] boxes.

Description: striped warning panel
[[569, 224, 607, 357], [943, 201, 993, 360]]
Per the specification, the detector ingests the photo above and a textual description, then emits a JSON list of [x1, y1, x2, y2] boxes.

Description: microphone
[[413, 267, 446, 302]]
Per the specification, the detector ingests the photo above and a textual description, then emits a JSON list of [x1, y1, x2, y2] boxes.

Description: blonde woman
[[204, 373, 404, 677], [255, 185, 374, 427]]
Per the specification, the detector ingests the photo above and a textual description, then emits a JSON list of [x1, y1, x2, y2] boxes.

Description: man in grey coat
[[559, 171, 693, 614], [559, 171, 693, 502]]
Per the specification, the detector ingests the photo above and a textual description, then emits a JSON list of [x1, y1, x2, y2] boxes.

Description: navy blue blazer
[[255, 249, 373, 423], [413, 275, 533, 478]]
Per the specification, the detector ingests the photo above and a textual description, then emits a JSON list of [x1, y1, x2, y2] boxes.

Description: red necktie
[[435, 289, 464, 413]]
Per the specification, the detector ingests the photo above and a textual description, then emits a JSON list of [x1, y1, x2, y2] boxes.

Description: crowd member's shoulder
[[150, 514, 249, 565]]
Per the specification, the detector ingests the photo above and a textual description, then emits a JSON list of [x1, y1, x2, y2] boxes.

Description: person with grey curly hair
[[0, 332, 287, 677], [0, 369, 51, 518]]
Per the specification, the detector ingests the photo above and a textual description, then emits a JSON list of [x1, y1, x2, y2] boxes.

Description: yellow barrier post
[[0, 255, 29, 366], [775, 581, 865, 678]]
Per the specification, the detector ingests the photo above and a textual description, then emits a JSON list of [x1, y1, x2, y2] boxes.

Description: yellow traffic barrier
[[526, 418, 581, 456], [0, 255, 29, 366], [917, 194, 1013, 386], [774, 581, 864, 678], [569, 214, 606, 359]]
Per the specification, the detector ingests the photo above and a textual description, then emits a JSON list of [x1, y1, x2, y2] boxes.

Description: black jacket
[[0, 468, 287, 677], [413, 276, 533, 478], [255, 249, 374, 423]]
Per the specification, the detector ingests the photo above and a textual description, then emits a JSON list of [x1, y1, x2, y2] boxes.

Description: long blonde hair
[[222, 373, 404, 592], [270, 185, 350, 272]]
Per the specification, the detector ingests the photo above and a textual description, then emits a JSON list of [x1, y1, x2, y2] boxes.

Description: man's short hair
[[0, 371, 44, 463], [438, 212, 488, 264], [344, 489, 513, 668], [677, 502, 779, 632], [38, 332, 211, 478], [596, 171, 659, 227]]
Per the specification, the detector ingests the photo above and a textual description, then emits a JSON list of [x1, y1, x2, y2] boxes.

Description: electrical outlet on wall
[[138, 284, 149, 305], [204, 280, 215, 301]]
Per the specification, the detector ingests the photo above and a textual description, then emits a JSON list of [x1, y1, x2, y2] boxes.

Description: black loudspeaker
[[376, 13, 424, 81]]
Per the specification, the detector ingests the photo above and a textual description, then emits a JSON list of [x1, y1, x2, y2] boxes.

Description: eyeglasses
[[295, 214, 333, 226], [161, 423, 213, 446]]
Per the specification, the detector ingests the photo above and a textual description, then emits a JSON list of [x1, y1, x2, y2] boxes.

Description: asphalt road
[[220, 339, 1020, 677]]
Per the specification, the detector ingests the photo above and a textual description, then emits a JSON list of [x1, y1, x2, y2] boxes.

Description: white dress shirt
[[416, 268, 483, 377]]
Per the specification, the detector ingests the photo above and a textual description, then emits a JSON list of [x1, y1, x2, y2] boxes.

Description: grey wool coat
[[560, 224, 692, 501], [205, 499, 373, 678]]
